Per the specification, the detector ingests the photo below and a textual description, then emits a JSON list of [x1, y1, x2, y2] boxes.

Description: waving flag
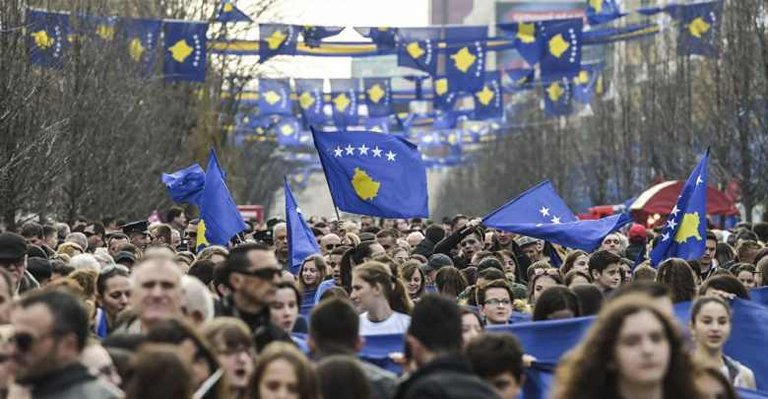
[[354, 27, 398, 51], [215, 1, 252, 23], [163, 21, 208, 82], [445, 26, 487, 92], [162, 164, 205, 204], [259, 23, 298, 62], [650, 149, 709, 266], [330, 79, 359, 129], [26, 9, 69, 69], [474, 71, 503, 120], [675, 0, 724, 58], [295, 78, 326, 128], [301, 26, 344, 47], [363, 78, 392, 117], [543, 78, 573, 117], [504, 68, 535, 91], [397, 28, 439, 76], [497, 22, 543, 66], [258, 79, 292, 116], [312, 129, 428, 218], [586, 0, 625, 25], [540, 18, 583, 80], [573, 63, 603, 104], [433, 76, 459, 111], [275, 117, 306, 148], [120, 18, 162, 75], [76, 14, 118, 44], [200, 149, 246, 245], [284, 178, 322, 274]]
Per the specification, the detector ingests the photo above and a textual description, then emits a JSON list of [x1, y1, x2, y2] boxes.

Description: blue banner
[[163, 21, 208, 82]]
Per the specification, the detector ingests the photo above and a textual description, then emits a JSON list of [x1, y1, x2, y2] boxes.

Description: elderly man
[[319, 233, 342, 255], [272, 222, 288, 269], [0, 232, 40, 294], [114, 258, 183, 333]]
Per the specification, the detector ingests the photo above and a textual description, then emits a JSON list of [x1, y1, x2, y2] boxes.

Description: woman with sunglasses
[[95, 265, 131, 338]]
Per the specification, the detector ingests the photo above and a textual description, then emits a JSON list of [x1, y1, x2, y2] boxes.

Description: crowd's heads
[[251, 342, 321, 399], [309, 298, 360, 355], [465, 333, 525, 399], [0, 232, 28, 289], [130, 258, 183, 329], [478, 279, 513, 325], [588, 250, 622, 292], [406, 294, 463, 365], [656, 258, 698, 303], [533, 286, 581, 321]]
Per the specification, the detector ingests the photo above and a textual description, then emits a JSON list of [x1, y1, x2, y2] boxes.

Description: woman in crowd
[[435, 266, 468, 298], [527, 269, 564, 306], [351, 261, 412, 335], [399, 261, 426, 302], [95, 265, 131, 337], [731, 263, 757, 289], [699, 274, 750, 300], [494, 250, 519, 282], [689, 297, 756, 389], [270, 281, 303, 334], [460, 306, 484, 347], [561, 250, 590, 276], [532, 286, 581, 321], [656, 258, 698, 303], [251, 342, 321, 399], [297, 255, 327, 304], [552, 294, 700, 399], [202, 318, 256, 399]]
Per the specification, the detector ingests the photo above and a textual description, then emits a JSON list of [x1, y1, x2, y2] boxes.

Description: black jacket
[[20, 363, 121, 399], [217, 296, 292, 352], [394, 354, 500, 399]]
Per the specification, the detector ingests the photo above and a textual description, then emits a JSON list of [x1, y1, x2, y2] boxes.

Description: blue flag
[[215, 1, 252, 23], [433, 111, 460, 130], [445, 26, 487, 92], [26, 9, 69, 69], [363, 78, 392, 117], [497, 22, 543, 66], [276, 117, 309, 149], [259, 24, 298, 62], [295, 79, 327, 128], [120, 18, 162, 75], [675, 0, 724, 58], [200, 149, 246, 245], [397, 28, 439, 76], [543, 78, 574, 117], [284, 178, 322, 274], [504, 68, 535, 91], [650, 149, 709, 266], [258, 79, 292, 116], [354, 27, 398, 51], [312, 129, 429, 218], [539, 18, 583, 80], [573, 63, 603, 104], [433, 76, 460, 111], [301, 26, 344, 47], [330, 79, 359, 129], [163, 21, 208, 82], [474, 71, 503, 120], [586, 0, 624, 25], [161, 164, 206, 205], [76, 14, 119, 44]]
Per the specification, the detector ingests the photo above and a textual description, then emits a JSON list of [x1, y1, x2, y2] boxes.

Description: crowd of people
[[0, 207, 765, 399]]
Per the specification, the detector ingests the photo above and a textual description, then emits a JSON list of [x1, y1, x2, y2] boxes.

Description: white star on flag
[[358, 144, 369, 155], [661, 232, 670, 241], [666, 218, 678, 230], [333, 147, 343, 157], [345, 145, 355, 155], [696, 175, 704, 185], [551, 216, 561, 224], [670, 205, 680, 216], [386, 151, 396, 161], [540, 207, 550, 217], [372, 146, 382, 157]]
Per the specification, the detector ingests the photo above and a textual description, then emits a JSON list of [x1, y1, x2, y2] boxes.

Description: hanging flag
[[26, 9, 69, 69], [586, 0, 625, 25], [258, 79, 292, 116], [504, 68, 535, 91], [295, 78, 327, 129], [497, 21, 543, 66], [573, 63, 603, 104], [284, 178, 322, 274], [650, 149, 710, 266], [363, 77, 392, 117], [403, 75, 430, 100], [474, 71, 503, 120], [161, 164, 206, 204], [354, 27, 398, 51], [543, 78, 574, 117], [397, 28, 440, 76], [275, 117, 308, 148], [301, 26, 344, 47], [433, 76, 459, 111], [76, 14, 119, 44], [199, 148, 247, 245], [312, 129, 429, 218], [120, 18, 162, 75], [444, 26, 487, 93], [259, 23, 298, 62], [215, 1, 253, 23], [330, 79, 359, 129], [539, 18, 583, 80], [675, 0, 724, 58], [163, 21, 208, 82]]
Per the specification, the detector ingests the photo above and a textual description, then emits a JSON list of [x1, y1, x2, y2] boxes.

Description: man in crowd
[[465, 333, 526, 399], [700, 231, 719, 280], [589, 250, 622, 295], [82, 222, 106, 253], [121, 221, 151, 251], [19, 222, 45, 249], [599, 232, 626, 256], [272, 222, 288, 269], [517, 236, 544, 263], [319, 233, 342, 255], [166, 206, 188, 235], [0, 232, 39, 294], [477, 280, 513, 326], [116, 258, 183, 333]]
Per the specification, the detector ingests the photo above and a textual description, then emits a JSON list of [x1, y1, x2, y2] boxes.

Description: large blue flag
[[312, 129, 429, 218], [363, 78, 392, 117], [445, 26, 487, 93], [259, 23, 298, 62], [650, 149, 709, 266], [586, 0, 625, 25], [539, 18, 583, 80], [675, 0, 724, 58], [120, 18, 162, 75], [543, 78, 574, 117], [26, 9, 69, 69], [215, 1, 252, 23], [295, 79, 327, 128], [284, 178, 322, 274], [200, 149, 246, 245], [162, 164, 206, 204], [258, 79, 292, 116], [473, 71, 503, 120], [330, 79, 359, 129], [397, 28, 439, 76], [163, 21, 208, 82]]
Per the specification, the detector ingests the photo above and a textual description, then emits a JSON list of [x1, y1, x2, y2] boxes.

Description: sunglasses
[[324, 243, 340, 251], [235, 268, 282, 280]]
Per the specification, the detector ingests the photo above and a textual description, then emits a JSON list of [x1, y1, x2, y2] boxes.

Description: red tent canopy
[[630, 180, 739, 216]]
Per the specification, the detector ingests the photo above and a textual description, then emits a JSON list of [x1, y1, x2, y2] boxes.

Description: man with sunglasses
[[319, 233, 342, 255], [218, 242, 290, 352], [11, 290, 121, 398]]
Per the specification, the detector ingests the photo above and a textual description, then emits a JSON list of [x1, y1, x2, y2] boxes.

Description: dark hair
[[477, 279, 513, 306], [716, 242, 736, 268], [690, 296, 731, 324], [399, 262, 426, 299], [435, 266, 468, 298], [562, 250, 589, 276], [97, 265, 130, 296], [478, 267, 505, 283], [316, 355, 371, 399], [527, 271, 564, 303], [424, 224, 446, 243], [533, 286, 581, 321], [460, 306, 484, 328], [408, 294, 462, 353], [465, 333, 525, 383], [318, 286, 350, 302], [202, 317, 254, 354], [276, 281, 302, 308], [51, 259, 75, 277], [564, 269, 591, 286], [124, 344, 193, 399], [309, 298, 359, 354], [699, 274, 750, 300], [188, 259, 215, 286], [145, 318, 220, 375], [694, 367, 738, 399], [221, 242, 271, 289], [251, 342, 321, 399], [20, 222, 44, 239], [656, 258, 697, 303], [753, 223, 768, 243], [477, 257, 503, 272], [353, 261, 411, 314], [588, 250, 622, 276], [166, 207, 185, 223], [571, 284, 604, 316], [339, 241, 383, 291], [19, 290, 89, 351], [613, 280, 671, 301], [731, 263, 756, 277]]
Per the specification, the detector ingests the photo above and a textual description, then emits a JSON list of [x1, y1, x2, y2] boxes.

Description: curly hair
[[656, 258, 697, 303]]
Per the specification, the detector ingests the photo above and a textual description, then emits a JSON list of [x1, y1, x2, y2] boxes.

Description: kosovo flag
[[312, 129, 429, 218], [276, 117, 306, 148], [474, 71, 503, 120], [433, 76, 459, 111], [650, 149, 709, 266], [301, 26, 344, 47], [363, 78, 392, 117], [543, 78, 573, 117], [397, 28, 439, 76], [161, 164, 206, 205], [26, 9, 69, 69], [76, 14, 118, 44], [445, 26, 487, 92], [120, 18, 162, 75], [284, 178, 321, 274], [497, 21, 543, 66], [573, 63, 603, 104], [504, 68, 535, 91], [200, 148, 246, 245], [539, 18, 583, 80], [258, 79, 292, 116], [586, 0, 625, 25], [330, 79, 359, 129], [295, 79, 327, 128], [259, 23, 298, 62], [163, 21, 208, 82], [215, 1, 252, 23], [675, 0, 724, 58], [354, 27, 398, 51]]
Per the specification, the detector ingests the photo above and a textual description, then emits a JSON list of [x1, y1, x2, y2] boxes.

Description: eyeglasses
[[460, 239, 478, 247], [484, 298, 511, 307], [235, 267, 282, 280]]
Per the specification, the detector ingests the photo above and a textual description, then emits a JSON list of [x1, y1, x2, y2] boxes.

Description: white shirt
[[359, 311, 411, 335]]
